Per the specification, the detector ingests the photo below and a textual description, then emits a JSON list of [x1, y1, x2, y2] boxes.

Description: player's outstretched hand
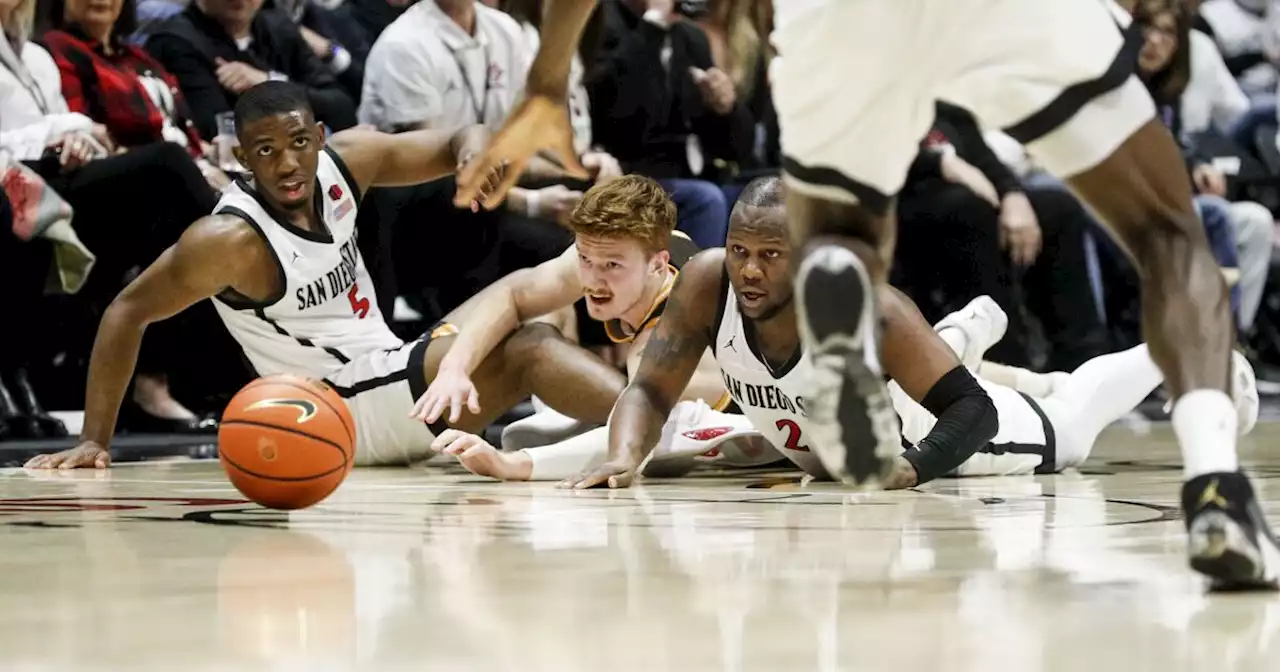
[[558, 458, 639, 490], [454, 95, 588, 211], [411, 368, 480, 425], [432, 429, 531, 481], [24, 441, 111, 470]]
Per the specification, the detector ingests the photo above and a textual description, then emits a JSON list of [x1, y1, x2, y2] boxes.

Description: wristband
[[525, 190, 542, 218]]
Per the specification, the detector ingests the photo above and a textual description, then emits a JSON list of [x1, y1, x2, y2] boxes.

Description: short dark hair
[[39, 0, 138, 41], [737, 176, 784, 209], [234, 81, 315, 134]]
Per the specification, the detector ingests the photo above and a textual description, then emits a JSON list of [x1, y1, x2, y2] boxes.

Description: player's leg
[[422, 322, 627, 435], [941, 0, 1277, 588], [770, 1, 936, 487]]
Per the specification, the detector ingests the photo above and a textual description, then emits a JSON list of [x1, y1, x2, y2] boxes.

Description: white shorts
[[892, 379, 1057, 477], [771, 0, 1154, 211], [323, 326, 454, 466]]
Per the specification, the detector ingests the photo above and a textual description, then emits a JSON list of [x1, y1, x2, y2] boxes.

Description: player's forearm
[[606, 383, 671, 466], [79, 300, 149, 448], [524, 0, 599, 99], [437, 286, 522, 376], [902, 366, 998, 483]]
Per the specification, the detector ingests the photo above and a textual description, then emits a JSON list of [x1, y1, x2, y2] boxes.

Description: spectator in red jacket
[[40, 0, 231, 191]]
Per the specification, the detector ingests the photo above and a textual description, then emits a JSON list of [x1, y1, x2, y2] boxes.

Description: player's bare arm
[[625, 328, 728, 408], [878, 286, 999, 489], [24, 216, 272, 470], [411, 246, 583, 424], [563, 249, 725, 489], [326, 125, 495, 197], [454, 0, 599, 209]]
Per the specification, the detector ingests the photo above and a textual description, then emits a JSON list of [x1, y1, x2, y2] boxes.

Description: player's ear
[[315, 122, 327, 148], [652, 249, 670, 274]]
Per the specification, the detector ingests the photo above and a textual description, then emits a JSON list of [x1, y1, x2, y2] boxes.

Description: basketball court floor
[[3, 422, 1280, 671]]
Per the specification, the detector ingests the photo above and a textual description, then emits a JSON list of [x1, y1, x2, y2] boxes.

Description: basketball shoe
[[793, 246, 901, 487], [1183, 471, 1280, 590], [933, 295, 1008, 370]]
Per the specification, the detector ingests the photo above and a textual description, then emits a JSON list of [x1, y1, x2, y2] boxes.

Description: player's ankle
[[1173, 389, 1239, 480]]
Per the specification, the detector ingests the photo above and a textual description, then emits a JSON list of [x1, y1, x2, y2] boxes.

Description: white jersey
[[710, 277, 827, 478], [211, 147, 403, 381], [712, 276, 1055, 479]]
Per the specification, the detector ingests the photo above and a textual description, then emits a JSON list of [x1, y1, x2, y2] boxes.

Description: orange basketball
[[218, 374, 355, 510]]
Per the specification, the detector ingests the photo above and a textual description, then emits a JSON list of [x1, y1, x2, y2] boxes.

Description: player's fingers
[[423, 394, 447, 423], [95, 452, 111, 469], [23, 454, 47, 469], [480, 155, 529, 210], [431, 429, 464, 451], [454, 153, 500, 208], [467, 387, 481, 415], [607, 471, 634, 489], [447, 393, 466, 425], [573, 469, 612, 490]]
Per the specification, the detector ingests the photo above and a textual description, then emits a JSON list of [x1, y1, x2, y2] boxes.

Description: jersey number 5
[[774, 419, 809, 452], [348, 282, 370, 319]]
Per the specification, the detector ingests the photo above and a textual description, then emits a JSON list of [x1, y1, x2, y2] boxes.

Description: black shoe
[[0, 373, 40, 439], [1183, 472, 1280, 591], [793, 245, 901, 488], [7, 369, 67, 438], [119, 400, 219, 435]]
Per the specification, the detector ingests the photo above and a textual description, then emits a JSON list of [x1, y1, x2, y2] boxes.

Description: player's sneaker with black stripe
[[1183, 471, 1280, 590], [794, 245, 901, 488]]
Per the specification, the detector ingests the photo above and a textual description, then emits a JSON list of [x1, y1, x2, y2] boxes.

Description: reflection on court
[[2, 423, 1279, 671]]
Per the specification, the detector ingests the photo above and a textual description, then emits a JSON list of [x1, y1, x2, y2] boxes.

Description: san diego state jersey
[[710, 273, 826, 477], [210, 147, 402, 379]]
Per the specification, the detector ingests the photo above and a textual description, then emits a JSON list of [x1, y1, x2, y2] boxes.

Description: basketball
[[217, 375, 355, 510]]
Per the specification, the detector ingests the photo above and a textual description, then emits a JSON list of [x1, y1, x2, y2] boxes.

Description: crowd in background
[[3, 0, 1280, 443]]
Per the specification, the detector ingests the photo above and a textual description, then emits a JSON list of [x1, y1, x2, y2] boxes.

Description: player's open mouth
[[740, 290, 766, 304], [280, 179, 307, 199], [586, 292, 612, 306]]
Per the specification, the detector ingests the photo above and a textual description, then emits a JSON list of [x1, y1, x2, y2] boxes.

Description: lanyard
[[448, 42, 491, 125]]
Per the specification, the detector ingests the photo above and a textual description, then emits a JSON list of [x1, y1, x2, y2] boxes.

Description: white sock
[[1171, 389, 1239, 479], [936, 326, 969, 359]]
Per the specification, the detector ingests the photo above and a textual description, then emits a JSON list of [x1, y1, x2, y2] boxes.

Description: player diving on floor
[[441, 177, 1259, 488], [416, 175, 783, 480]]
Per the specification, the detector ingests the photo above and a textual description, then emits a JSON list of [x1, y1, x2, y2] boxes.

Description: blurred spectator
[[893, 103, 1109, 371], [1198, 0, 1277, 99], [1, 0, 217, 432], [347, 0, 415, 43], [135, 0, 186, 39], [1135, 0, 1274, 331], [358, 1, 590, 325], [361, 0, 622, 224], [40, 0, 231, 192], [586, 0, 756, 248], [145, 0, 357, 139], [693, 0, 778, 182], [272, 0, 369, 101]]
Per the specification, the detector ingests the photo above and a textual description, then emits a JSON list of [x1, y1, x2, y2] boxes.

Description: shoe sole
[[1188, 510, 1280, 591], [794, 246, 900, 488]]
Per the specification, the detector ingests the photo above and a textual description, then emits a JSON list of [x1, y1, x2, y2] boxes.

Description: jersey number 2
[[348, 282, 370, 319], [775, 419, 809, 452]]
